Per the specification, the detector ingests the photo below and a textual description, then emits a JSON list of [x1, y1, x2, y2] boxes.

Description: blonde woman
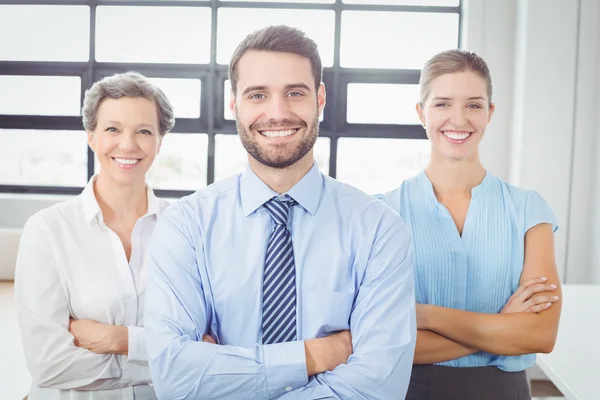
[[15, 72, 174, 399], [376, 50, 562, 399]]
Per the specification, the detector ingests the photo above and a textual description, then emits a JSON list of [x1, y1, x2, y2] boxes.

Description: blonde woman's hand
[[501, 277, 559, 314]]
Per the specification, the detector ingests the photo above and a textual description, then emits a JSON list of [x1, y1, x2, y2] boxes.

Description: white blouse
[[15, 176, 170, 400]]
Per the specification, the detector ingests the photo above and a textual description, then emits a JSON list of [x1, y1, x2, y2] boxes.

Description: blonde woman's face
[[417, 71, 494, 161], [88, 97, 161, 186]]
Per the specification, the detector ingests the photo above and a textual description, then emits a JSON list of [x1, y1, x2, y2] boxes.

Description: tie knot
[[264, 195, 296, 225]]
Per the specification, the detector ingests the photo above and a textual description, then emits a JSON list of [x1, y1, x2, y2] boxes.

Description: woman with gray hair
[[15, 71, 174, 399]]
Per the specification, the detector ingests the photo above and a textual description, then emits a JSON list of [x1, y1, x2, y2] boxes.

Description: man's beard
[[236, 116, 319, 169]]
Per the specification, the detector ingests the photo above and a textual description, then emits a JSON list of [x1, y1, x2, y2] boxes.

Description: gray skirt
[[405, 365, 531, 400]]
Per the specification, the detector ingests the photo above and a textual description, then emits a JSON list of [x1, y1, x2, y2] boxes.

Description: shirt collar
[[81, 176, 102, 225], [416, 169, 492, 199], [240, 161, 323, 217], [81, 175, 162, 225]]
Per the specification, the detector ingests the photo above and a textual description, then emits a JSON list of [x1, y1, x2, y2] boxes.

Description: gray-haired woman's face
[[87, 97, 161, 186]]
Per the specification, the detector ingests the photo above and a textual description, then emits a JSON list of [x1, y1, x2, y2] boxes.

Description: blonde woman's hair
[[419, 49, 493, 106]]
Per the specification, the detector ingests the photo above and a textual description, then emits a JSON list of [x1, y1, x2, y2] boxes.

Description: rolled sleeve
[[264, 341, 308, 398]]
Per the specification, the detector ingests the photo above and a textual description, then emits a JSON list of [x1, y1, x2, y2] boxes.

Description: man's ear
[[229, 90, 237, 119], [317, 82, 326, 116]]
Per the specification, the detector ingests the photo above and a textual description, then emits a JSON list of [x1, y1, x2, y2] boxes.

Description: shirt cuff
[[263, 341, 308, 398], [126, 326, 147, 364]]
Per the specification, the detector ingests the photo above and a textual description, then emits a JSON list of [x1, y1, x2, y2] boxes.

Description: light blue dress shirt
[[375, 170, 558, 372], [145, 162, 416, 399]]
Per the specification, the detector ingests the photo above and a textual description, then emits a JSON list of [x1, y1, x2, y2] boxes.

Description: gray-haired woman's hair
[[82, 71, 175, 137]]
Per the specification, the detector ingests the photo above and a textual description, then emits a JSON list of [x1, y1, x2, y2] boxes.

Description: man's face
[[230, 50, 326, 169]]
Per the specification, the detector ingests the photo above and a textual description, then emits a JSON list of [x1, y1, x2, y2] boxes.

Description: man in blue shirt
[[145, 25, 416, 399]]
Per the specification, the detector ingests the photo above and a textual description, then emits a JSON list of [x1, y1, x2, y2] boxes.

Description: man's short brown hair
[[228, 25, 323, 96]]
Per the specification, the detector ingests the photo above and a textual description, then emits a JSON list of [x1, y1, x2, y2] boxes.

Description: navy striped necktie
[[261, 195, 297, 344]]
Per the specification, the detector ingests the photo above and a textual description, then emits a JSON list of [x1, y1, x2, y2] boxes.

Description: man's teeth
[[443, 131, 471, 140], [260, 129, 297, 138], [114, 158, 140, 165]]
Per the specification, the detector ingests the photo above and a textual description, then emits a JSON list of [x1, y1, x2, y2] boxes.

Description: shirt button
[[285, 386, 292, 392]]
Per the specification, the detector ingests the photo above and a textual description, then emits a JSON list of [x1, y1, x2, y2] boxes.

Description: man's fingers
[[202, 334, 217, 344]]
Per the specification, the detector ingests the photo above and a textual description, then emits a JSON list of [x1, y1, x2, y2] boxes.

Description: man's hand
[[69, 319, 128, 355], [202, 334, 217, 344], [203, 331, 352, 377], [501, 277, 559, 314], [305, 330, 352, 376]]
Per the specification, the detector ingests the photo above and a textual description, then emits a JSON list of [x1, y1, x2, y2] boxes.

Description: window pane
[[148, 78, 201, 119], [343, 0, 458, 5], [0, 129, 87, 186], [146, 134, 208, 190], [0, 5, 89, 62], [224, 79, 323, 122], [341, 11, 459, 69], [215, 134, 330, 181], [313, 138, 330, 175], [222, 0, 334, 2], [347, 83, 420, 124], [336, 138, 429, 194], [96, 7, 211, 64], [0, 76, 81, 116], [217, 8, 335, 67]]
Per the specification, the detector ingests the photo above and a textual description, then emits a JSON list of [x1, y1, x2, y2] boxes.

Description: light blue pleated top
[[375, 170, 558, 372]]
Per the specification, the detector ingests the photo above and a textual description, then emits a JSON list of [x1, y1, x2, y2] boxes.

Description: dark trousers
[[405, 364, 531, 400]]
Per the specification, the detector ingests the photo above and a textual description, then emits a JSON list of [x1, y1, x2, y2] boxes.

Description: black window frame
[[0, 0, 461, 197]]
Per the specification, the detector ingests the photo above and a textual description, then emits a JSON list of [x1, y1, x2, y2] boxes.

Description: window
[[0, 5, 90, 62], [0, 76, 81, 116], [337, 138, 430, 194], [148, 78, 202, 119], [217, 8, 335, 67], [145, 134, 209, 190], [340, 11, 459, 69], [0, 129, 88, 187], [95, 6, 212, 64], [346, 83, 421, 125], [343, 0, 458, 5], [0, 1, 461, 196]]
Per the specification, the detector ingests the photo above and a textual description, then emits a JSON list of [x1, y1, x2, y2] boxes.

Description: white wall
[[509, 0, 580, 281], [569, 0, 600, 284], [593, 84, 600, 283], [465, 0, 600, 284], [0, 193, 70, 229], [461, 0, 516, 182], [591, 0, 600, 283]]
